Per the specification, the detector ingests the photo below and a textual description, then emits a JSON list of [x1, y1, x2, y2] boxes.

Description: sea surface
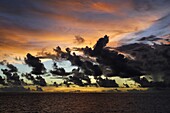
[[0, 92, 169, 113]]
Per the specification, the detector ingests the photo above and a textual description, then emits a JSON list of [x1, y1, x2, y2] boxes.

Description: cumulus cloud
[[83, 35, 144, 78], [47, 35, 144, 87], [56, 35, 170, 88], [0, 33, 170, 88], [1, 64, 25, 86], [0, 61, 27, 86], [117, 41, 170, 87], [25, 53, 46, 75]]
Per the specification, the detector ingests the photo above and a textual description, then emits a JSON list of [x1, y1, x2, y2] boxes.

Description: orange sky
[[0, 0, 169, 60]]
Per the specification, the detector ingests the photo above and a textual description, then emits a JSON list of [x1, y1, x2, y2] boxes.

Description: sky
[[0, 0, 170, 91], [0, 0, 170, 60]]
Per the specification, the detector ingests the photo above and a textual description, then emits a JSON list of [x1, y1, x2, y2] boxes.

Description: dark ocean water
[[0, 93, 169, 113]]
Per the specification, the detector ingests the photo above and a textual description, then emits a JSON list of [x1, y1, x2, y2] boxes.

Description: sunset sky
[[0, 0, 170, 91], [0, 0, 169, 60]]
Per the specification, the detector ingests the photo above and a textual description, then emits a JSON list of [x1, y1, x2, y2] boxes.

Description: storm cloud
[[117, 41, 170, 87]]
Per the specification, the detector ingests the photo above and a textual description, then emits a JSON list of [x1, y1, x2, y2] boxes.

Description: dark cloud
[[117, 42, 170, 87], [0, 76, 5, 85], [93, 35, 109, 56], [6, 63, 18, 72], [1, 69, 25, 86], [1, 34, 170, 88], [50, 62, 72, 76], [74, 35, 85, 44], [71, 54, 103, 78], [132, 76, 168, 88], [50, 35, 170, 88], [61, 70, 91, 87], [36, 49, 57, 60], [69, 76, 84, 87], [14, 56, 22, 61], [96, 77, 119, 87], [86, 35, 144, 78], [35, 76, 47, 86], [137, 35, 170, 44], [68, 52, 84, 67], [50, 62, 92, 87], [123, 83, 130, 88], [0, 62, 25, 86], [0, 0, 169, 89], [50, 35, 145, 87], [138, 35, 161, 41], [132, 76, 151, 87], [53, 46, 68, 59], [45, 35, 143, 87], [53, 82, 59, 87], [36, 86, 43, 91], [72, 68, 91, 86], [25, 53, 46, 75], [23, 73, 47, 86]]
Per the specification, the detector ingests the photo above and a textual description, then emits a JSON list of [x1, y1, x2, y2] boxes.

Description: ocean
[[0, 93, 169, 113]]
